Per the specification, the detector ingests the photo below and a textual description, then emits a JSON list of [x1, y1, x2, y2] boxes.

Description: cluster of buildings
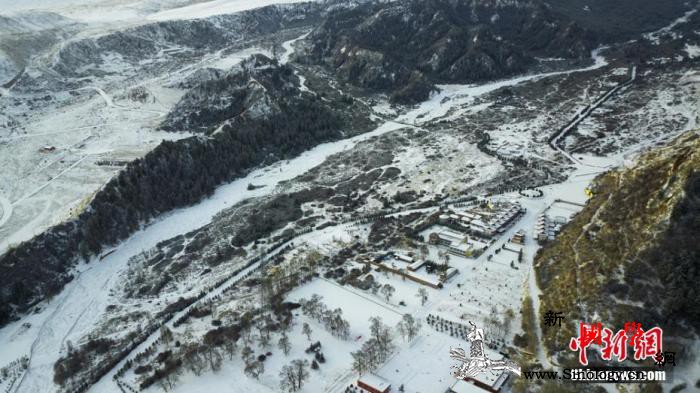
[[428, 230, 465, 247], [438, 202, 525, 239], [534, 213, 565, 243], [427, 230, 488, 258], [362, 253, 459, 289]]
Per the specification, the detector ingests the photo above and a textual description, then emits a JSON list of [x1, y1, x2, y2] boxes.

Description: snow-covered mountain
[[0, 11, 80, 84]]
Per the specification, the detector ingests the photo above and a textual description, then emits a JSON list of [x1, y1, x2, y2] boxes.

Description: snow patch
[[684, 44, 700, 59], [148, 0, 316, 22]]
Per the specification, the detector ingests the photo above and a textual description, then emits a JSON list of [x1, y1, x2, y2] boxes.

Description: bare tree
[[291, 359, 310, 390], [241, 325, 253, 345], [397, 320, 408, 342], [302, 322, 312, 341], [279, 359, 309, 392], [183, 344, 205, 376], [369, 317, 393, 361], [202, 345, 223, 371], [380, 284, 395, 302], [301, 294, 324, 320], [351, 350, 369, 375], [222, 335, 238, 360], [305, 250, 322, 269], [278, 333, 291, 356], [158, 366, 180, 392], [354, 337, 384, 371], [279, 365, 295, 392], [241, 345, 254, 364], [336, 318, 350, 340], [397, 313, 421, 342], [244, 361, 265, 379], [416, 287, 428, 306], [258, 332, 271, 349]]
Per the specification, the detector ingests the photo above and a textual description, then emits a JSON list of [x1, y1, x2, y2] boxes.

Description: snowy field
[[0, 26, 302, 254], [0, 81, 189, 253], [148, 0, 315, 22], [0, 0, 316, 24], [376, 132, 504, 198]]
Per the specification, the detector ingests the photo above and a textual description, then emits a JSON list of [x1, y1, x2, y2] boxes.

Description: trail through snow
[[0, 191, 12, 228], [80, 86, 166, 118]]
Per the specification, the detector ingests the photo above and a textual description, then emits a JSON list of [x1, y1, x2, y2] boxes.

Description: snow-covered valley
[[1, 1, 700, 393]]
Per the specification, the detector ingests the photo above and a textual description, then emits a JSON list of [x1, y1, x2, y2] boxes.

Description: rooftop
[[358, 374, 391, 391]]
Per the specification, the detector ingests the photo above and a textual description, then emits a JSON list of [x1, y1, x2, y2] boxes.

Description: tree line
[[0, 65, 346, 327]]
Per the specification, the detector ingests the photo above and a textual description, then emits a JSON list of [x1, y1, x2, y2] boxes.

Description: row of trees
[[351, 317, 394, 375], [126, 239, 319, 390], [299, 295, 351, 340]]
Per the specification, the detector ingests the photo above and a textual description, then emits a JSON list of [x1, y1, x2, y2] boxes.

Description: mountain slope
[[0, 55, 370, 327], [161, 54, 304, 133], [303, 0, 596, 103], [535, 131, 700, 363], [0, 11, 80, 84], [545, 0, 692, 41]]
